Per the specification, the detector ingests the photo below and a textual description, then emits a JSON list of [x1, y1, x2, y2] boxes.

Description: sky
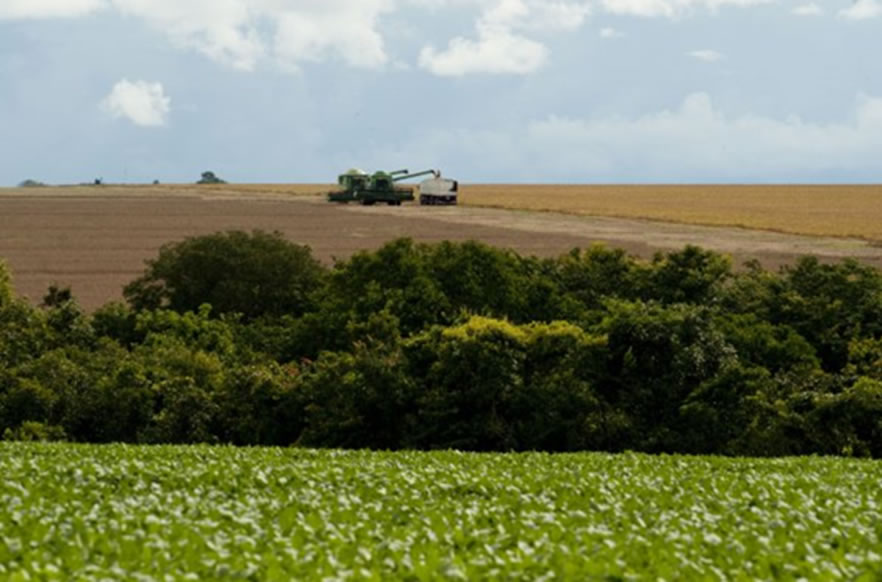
[[0, 0, 880, 185]]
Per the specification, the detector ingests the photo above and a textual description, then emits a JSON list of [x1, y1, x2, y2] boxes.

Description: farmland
[[3, 183, 882, 310], [2, 443, 881, 580], [461, 184, 882, 241]]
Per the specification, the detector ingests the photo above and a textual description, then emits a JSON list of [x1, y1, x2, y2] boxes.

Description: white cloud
[[515, 1, 592, 30], [372, 92, 882, 181], [101, 79, 171, 127], [418, 0, 589, 76], [110, 0, 264, 71], [419, 25, 549, 75], [600, 0, 771, 18], [0, 0, 106, 19], [839, 0, 882, 19], [600, 26, 624, 37], [273, 3, 391, 70], [520, 93, 882, 179], [106, 0, 395, 71], [0, 0, 810, 76], [792, 3, 822, 16], [688, 49, 723, 62]]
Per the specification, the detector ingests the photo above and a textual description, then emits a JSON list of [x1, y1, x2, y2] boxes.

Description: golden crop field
[[457, 184, 882, 241]]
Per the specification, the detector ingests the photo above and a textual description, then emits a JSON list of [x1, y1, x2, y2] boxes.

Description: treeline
[[2, 231, 881, 456]]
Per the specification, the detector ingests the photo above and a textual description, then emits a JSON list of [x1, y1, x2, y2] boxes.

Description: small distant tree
[[18, 179, 46, 188], [197, 171, 226, 184]]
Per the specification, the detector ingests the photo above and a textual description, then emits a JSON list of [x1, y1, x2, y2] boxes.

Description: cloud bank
[[792, 3, 822, 16], [101, 79, 171, 127], [0, 0, 104, 19], [418, 1, 591, 76], [392, 93, 882, 181], [839, 0, 882, 20], [599, 0, 771, 19], [0, 0, 780, 75]]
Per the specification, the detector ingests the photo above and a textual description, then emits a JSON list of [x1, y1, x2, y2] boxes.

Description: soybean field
[[2, 443, 881, 580]]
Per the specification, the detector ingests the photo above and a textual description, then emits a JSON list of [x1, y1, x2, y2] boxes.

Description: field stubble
[[3, 183, 882, 310], [460, 184, 882, 242]]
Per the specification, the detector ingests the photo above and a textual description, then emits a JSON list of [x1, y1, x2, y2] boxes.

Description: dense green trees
[[124, 230, 324, 319], [3, 233, 882, 457]]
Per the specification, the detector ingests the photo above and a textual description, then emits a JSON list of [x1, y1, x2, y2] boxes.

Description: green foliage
[[594, 301, 737, 452], [43, 291, 96, 350], [407, 317, 527, 450], [17, 179, 46, 188], [0, 260, 13, 307], [515, 321, 607, 450], [847, 337, 882, 380], [678, 363, 776, 454], [3, 444, 882, 580], [324, 239, 451, 335], [135, 305, 237, 358], [196, 170, 226, 184], [296, 342, 415, 449], [0, 376, 56, 433], [2, 421, 65, 441], [90, 301, 140, 345], [124, 230, 325, 319], [213, 363, 300, 446], [725, 257, 882, 372], [0, 284, 49, 370], [646, 245, 732, 304], [557, 244, 647, 309], [423, 241, 528, 319], [809, 377, 882, 458], [400, 317, 610, 451], [5, 236, 882, 455], [715, 313, 819, 373]]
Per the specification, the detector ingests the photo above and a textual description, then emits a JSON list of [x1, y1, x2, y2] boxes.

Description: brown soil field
[[2, 183, 882, 311]]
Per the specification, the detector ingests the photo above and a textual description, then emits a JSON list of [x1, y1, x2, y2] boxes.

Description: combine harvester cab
[[419, 177, 458, 206]]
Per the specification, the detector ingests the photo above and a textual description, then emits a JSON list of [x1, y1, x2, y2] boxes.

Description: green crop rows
[[2, 444, 881, 581]]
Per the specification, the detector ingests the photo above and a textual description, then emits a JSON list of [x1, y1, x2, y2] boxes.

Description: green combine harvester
[[328, 168, 445, 206]]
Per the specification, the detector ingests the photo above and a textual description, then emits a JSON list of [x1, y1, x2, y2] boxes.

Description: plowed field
[[2, 184, 881, 310]]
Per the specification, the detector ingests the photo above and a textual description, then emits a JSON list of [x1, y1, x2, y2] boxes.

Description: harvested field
[[2, 184, 882, 310], [460, 184, 882, 241]]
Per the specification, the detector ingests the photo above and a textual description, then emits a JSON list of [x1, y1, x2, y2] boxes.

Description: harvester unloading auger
[[328, 168, 458, 206]]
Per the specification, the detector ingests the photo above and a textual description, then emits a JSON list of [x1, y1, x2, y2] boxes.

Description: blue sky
[[1, 0, 880, 185]]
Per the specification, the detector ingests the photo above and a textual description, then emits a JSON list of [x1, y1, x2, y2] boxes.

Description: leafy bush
[[593, 301, 737, 452], [213, 363, 300, 446], [405, 317, 527, 450], [2, 421, 65, 441], [808, 377, 882, 457], [124, 230, 326, 319], [645, 245, 731, 305]]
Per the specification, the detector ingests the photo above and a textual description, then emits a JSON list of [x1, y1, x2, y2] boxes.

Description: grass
[[459, 184, 882, 241], [2, 443, 881, 580]]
